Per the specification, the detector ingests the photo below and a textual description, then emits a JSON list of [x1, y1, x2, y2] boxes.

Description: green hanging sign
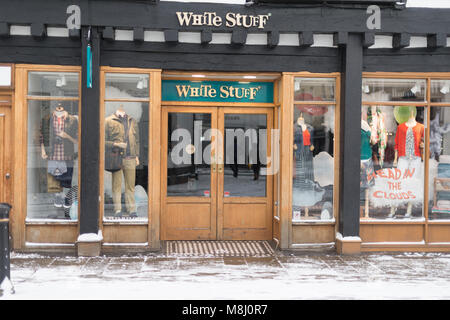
[[162, 80, 274, 103]]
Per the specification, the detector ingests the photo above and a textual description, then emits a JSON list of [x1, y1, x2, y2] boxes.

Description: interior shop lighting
[[243, 75, 257, 79], [56, 75, 66, 88], [192, 74, 206, 78], [362, 85, 370, 93], [410, 82, 422, 94], [136, 77, 148, 90], [440, 81, 450, 94]]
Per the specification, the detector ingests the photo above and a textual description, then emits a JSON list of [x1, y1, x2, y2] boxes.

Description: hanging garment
[[395, 122, 424, 158], [40, 113, 78, 161], [292, 124, 325, 207], [361, 128, 372, 160]]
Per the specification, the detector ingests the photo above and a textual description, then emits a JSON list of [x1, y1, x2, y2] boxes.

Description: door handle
[[212, 164, 217, 173], [5, 173, 10, 179], [218, 164, 224, 173]]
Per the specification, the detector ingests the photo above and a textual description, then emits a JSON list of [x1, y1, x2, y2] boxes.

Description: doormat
[[164, 241, 275, 257]]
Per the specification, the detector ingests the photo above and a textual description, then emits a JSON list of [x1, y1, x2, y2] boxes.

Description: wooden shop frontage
[[1, 0, 450, 255]]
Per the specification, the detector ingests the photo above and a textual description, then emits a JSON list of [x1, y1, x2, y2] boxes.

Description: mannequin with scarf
[[40, 103, 78, 213], [361, 110, 376, 218]]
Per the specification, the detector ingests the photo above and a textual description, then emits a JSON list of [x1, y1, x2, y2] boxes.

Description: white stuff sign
[[176, 12, 270, 29]]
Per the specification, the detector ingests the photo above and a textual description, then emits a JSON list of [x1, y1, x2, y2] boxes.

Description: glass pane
[[360, 105, 425, 220], [167, 113, 212, 197], [28, 72, 79, 97], [294, 78, 335, 102], [105, 73, 149, 99], [362, 78, 426, 102], [292, 105, 335, 221], [27, 100, 79, 220], [103, 102, 149, 221], [223, 114, 267, 197], [431, 80, 450, 103], [429, 107, 450, 220]]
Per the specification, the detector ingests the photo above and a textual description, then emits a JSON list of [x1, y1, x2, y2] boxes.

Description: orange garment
[[394, 122, 424, 157], [302, 129, 311, 146]]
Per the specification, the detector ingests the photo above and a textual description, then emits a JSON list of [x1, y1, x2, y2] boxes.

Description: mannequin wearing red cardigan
[[390, 111, 424, 218]]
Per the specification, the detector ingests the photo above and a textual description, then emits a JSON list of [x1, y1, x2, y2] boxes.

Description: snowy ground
[[2, 250, 450, 300]]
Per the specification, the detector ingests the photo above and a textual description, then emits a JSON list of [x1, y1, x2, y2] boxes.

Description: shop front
[[1, 0, 450, 255]]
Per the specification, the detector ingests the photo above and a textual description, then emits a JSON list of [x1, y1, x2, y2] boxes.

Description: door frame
[[161, 105, 275, 240], [161, 106, 219, 240], [217, 107, 274, 240]]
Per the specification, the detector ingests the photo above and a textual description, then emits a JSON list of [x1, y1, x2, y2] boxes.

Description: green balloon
[[394, 106, 417, 124]]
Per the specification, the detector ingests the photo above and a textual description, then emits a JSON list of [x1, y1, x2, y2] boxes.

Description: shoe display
[[63, 196, 72, 209], [129, 212, 138, 218], [54, 195, 63, 208], [113, 210, 122, 218]]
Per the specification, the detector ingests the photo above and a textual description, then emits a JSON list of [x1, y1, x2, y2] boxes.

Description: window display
[[361, 84, 426, 220], [292, 77, 336, 221], [428, 107, 450, 220], [26, 71, 80, 220], [103, 73, 149, 221]]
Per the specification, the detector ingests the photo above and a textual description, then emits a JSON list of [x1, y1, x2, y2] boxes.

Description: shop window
[[292, 77, 336, 221], [103, 73, 149, 221], [429, 105, 450, 220], [361, 78, 426, 220], [26, 71, 80, 220]]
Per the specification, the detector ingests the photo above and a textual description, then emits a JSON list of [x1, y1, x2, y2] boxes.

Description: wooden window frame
[[361, 72, 450, 252], [99, 66, 162, 250], [13, 64, 82, 251], [281, 72, 341, 249]]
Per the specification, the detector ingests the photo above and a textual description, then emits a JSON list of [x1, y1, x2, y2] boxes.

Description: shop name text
[[176, 11, 270, 29], [176, 84, 262, 100]]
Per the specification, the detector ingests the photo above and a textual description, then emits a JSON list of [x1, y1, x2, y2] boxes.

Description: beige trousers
[[111, 158, 136, 213]]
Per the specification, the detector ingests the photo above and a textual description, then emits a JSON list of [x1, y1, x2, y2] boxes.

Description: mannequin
[[40, 103, 78, 214], [105, 104, 140, 218], [390, 107, 424, 218], [292, 113, 323, 218], [361, 110, 376, 218]]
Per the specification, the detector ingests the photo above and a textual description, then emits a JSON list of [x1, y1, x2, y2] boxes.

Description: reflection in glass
[[27, 100, 79, 220], [429, 107, 450, 220], [28, 72, 79, 97], [105, 73, 149, 99], [362, 78, 426, 102], [431, 80, 450, 103], [223, 114, 267, 197], [103, 102, 149, 220], [294, 78, 335, 102], [167, 113, 211, 197], [360, 105, 425, 220], [292, 104, 335, 221]]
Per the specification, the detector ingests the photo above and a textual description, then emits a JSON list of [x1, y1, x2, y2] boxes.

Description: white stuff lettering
[[176, 11, 270, 29], [175, 84, 262, 100]]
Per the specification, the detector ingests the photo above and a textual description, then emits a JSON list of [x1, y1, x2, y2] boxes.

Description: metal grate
[[164, 241, 275, 257]]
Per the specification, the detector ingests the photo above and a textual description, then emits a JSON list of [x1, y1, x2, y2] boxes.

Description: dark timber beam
[[333, 32, 348, 47], [268, 31, 279, 48], [31, 23, 46, 38], [363, 32, 375, 48], [427, 33, 447, 49], [102, 27, 115, 41], [299, 31, 314, 47], [133, 27, 145, 42], [338, 33, 363, 254], [201, 29, 212, 44], [79, 26, 100, 242], [164, 29, 178, 43], [393, 33, 411, 49], [231, 29, 247, 46]]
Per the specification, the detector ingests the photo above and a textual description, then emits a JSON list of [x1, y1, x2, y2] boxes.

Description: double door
[[162, 106, 273, 240]]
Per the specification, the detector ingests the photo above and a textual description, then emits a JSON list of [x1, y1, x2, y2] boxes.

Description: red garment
[[302, 129, 311, 146], [394, 122, 424, 157]]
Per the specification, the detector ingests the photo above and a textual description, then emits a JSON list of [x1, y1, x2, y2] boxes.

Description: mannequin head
[[297, 113, 305, 125], [116, 104, 126, 117]]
